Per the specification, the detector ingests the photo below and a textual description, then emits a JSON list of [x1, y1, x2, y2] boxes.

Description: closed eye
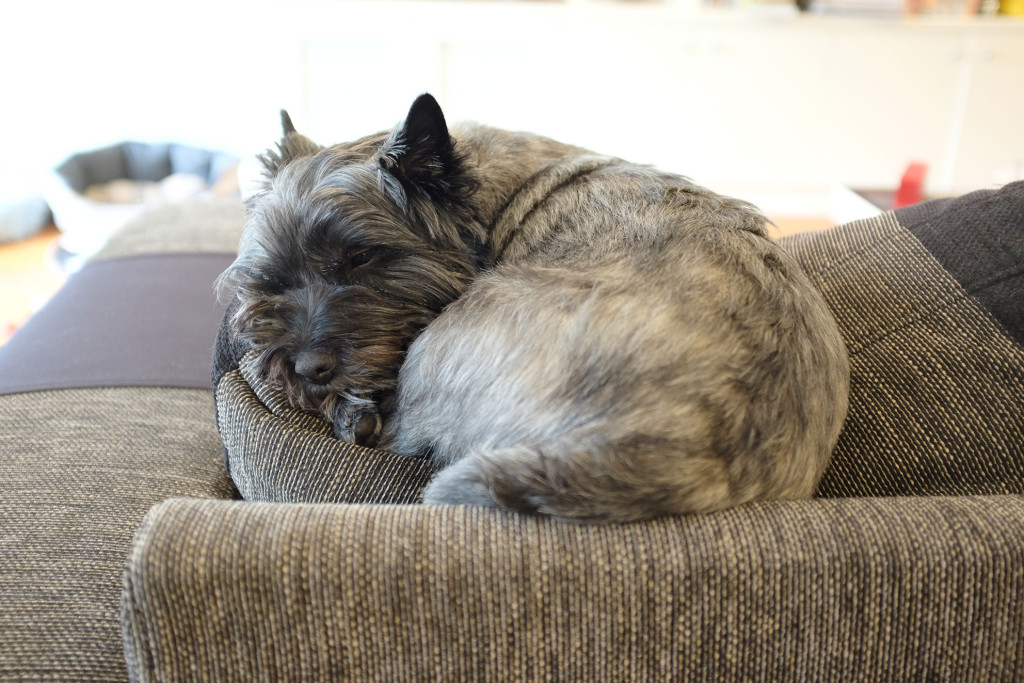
[[349, 249, 374, 268], [348, 246, 389, 269], [321, 247, 394, 283], [252, 314, 284, 330]]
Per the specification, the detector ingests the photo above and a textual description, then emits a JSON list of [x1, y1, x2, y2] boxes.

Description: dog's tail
[[420, 442, 738, 525]]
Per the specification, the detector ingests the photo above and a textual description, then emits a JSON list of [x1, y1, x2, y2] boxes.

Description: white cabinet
[[443, 36, 693, 165], [11, 2, 1018, 214], [290, 5, 1023, 204], [953, 29, 1024, 190], [823, 26, 972, 191], [642, 24, 837, 188]]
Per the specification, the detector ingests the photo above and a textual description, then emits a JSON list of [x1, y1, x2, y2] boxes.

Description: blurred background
[[1, 0, 1023, 339]]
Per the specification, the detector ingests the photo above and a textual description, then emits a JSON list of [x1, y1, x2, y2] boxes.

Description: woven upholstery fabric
[[0, 198, 244, 679], [215, 200, 1024, 503], [92, 196, 245, 262], [899, 180, 1024, 346], [216, 351, 437, 503], [780, 212, 1024, 497], [0, 388, 236, 681], [123, 495, 1024, 682]]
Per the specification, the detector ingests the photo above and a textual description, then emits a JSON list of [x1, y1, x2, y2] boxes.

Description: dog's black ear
[[378, 94, 473, 206], [258, 109, 322, 178]]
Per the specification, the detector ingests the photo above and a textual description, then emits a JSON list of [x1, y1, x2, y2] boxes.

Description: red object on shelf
[[894, 162, 928, 209]]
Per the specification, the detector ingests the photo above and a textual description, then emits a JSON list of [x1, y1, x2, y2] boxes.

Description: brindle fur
[[218, 94, 849, 523]]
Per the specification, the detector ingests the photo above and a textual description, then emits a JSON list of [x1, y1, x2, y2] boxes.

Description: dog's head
[[217, 94, 481, 446]]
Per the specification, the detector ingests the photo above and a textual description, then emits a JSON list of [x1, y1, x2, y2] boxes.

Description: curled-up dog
[[218, 94, 849, 523]]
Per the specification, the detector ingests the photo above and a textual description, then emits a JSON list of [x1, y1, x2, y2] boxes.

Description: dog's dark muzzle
[[294, 348, 336, 385]]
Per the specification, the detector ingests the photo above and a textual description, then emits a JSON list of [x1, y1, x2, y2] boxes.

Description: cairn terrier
[[218, 94, 849, 523]]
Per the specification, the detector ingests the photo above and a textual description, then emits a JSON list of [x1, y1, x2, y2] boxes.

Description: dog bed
[[212, 181, 1024, 505], [47, 141, 238, 265]]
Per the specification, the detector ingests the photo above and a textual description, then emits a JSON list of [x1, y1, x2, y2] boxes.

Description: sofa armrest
[[123, 496, 1024, 682]]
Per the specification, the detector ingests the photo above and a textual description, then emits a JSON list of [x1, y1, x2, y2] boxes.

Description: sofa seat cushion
[[0, 198, 246, 678], [0, 387, 237, 680], [780, 182, 1024, 496], [214, 182, 1024, 504]]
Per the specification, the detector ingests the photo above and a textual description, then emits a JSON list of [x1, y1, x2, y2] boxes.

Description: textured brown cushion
[[0, 388, 236, 680], [216, 351, 437, 503], [213, 183, 1024, 503], [781, 210, 1024, 497], [123, 495, 1024, 681]]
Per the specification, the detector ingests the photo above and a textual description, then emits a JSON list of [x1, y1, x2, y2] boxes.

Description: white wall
[[2, 0, 1022, 215], [1, 3, 292, 191]]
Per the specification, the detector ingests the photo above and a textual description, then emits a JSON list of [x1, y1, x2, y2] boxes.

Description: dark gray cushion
[[214, 182, 1024, 503], [899, 182, 1024, 346]]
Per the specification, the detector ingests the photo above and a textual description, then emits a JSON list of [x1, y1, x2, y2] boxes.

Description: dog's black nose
[[295, 349, 336, 385]]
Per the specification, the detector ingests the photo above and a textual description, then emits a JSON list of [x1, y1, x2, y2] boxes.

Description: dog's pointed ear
[[378, 94, 473, 206], [258, 109, 322, 178], [280, 109, 298, 135]]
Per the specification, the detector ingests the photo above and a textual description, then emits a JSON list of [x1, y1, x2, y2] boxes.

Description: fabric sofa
[[2, 183, 1022, 680]]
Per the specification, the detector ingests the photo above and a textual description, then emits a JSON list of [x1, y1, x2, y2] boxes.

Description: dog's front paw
[[332, 401, 382, 448]]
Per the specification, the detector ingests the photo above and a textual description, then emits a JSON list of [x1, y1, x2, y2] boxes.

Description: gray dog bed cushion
[[48, 142, 239, 262], [54, 141, 237, 194], [213, 181, 1024, 505]]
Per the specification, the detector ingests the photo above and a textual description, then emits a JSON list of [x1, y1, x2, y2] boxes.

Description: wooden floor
[[770, 216, 835, 238], [0, 215, 834, 346], [0, 226, 66, 345]]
